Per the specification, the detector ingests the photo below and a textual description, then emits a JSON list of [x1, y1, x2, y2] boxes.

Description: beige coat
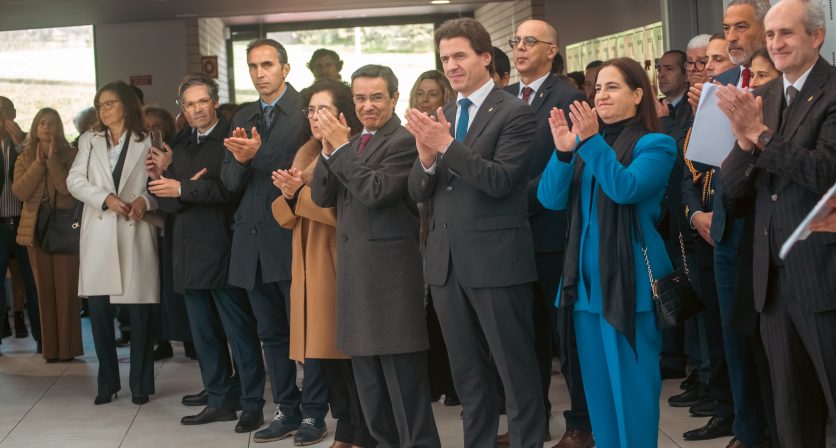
[[273, 186, 346, 360], [12, 144, 77, 246], [66, 130, 159, 304]]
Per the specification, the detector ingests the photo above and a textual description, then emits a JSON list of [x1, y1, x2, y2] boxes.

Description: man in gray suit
[[221, 39, 328, 443], [406, 18, 543, 448], [311, 64, 441, 448]]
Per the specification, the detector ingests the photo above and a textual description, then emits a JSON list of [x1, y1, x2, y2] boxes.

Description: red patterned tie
[[521, 86, 534, 103], [358, 133, 373, 153], [741, 68, 751, 89]]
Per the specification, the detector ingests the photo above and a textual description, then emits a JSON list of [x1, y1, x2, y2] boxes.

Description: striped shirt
[[0, 138, 23, 218]]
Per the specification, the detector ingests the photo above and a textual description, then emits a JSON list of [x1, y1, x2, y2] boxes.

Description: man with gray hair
[[147, 73, 266, 434], [719, 0, 836, 445]]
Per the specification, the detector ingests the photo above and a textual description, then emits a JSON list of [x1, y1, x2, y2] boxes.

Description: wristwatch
[[756, 129, 774, 151]]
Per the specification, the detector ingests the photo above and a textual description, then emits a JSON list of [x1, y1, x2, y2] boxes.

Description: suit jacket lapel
[[117, 134, 144, 194], [443, 103, 456, 139], [763, 80, 784, 132], [360, 115, 400, 163], [781, 58, 829, 140], [529, 76, 553, 115], [464, 89, 503, 147]]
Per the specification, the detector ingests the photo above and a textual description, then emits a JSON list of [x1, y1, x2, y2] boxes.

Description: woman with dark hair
[[408, 70, 454, 118], [143, 106, 176, 142], [67, 81, 160, 405], [12, 108, 82, 362], [271, 79, 375, 448], [749, 47, 781, 89], [537, 58, 676, 447]]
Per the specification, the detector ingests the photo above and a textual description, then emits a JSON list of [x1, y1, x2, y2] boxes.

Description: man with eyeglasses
[[406, 18, 541, 448], [310, 64, 441, 447], [220, 38, 330, 444], [502, 19, 592, 448], [147, 74, 266, 435]]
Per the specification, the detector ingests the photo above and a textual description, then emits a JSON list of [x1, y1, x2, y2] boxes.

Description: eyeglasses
[[302, 105, 334, 117], [685, 59, 708, 71], [95, 99, 121, 111], [178, 98, 212, 112], [353, 94, 387, 105], [508, 36, 556, 50]]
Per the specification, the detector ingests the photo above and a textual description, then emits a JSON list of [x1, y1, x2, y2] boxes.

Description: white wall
[[94, 20, 188, 116]]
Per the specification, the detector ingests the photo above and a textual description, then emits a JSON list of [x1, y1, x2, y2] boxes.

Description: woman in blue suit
[[537, 57, 676, 447]]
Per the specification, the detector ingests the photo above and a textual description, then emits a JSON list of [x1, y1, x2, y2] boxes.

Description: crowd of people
[[0, 0, 834, 447]]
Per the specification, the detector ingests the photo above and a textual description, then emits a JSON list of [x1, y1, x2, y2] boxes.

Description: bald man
[[504, 20, 592, 448]]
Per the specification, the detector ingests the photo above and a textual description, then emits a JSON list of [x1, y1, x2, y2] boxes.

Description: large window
[[0, 26, 96, 141], [232, 23, 436, 117]]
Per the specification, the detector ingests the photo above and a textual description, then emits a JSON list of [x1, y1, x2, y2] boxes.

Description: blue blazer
[[537, 132, 676, 313]]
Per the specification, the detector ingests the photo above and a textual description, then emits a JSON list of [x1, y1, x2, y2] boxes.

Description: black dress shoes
[[181, 406, 237, 425], [680, 369, 700, 390], [115, 331, 131, 347], [182, 389, 209, 406], [132, 394, 149, 405], [689, 397, 717, 417], [94, 392, 118, 405], [235, 410, 264, 433], [153, 340, 173, 360], [683, 415, 734, 440], [668, 386, 702, 407]]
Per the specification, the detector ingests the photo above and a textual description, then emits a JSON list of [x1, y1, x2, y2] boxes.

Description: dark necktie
[[263, 105, 275, 128], [780, 85, 800, 131], [667, 103, 676, 116], [358, 133, 373, 153], [456, 98, 473, 142], [197, 134, 206, 144], [786, 85, 799, 106], [741, 68, 751, 89], [521, 86, 534, 104]]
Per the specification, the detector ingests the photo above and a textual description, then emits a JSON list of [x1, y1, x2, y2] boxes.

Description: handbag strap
[[632, 207, 692, 300]]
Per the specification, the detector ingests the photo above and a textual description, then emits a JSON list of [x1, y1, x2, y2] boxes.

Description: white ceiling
[[0, 0, 491, 31]]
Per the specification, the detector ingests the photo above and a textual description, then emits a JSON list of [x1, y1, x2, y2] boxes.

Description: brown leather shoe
[[497, 432, 510, 447], [552, 430, 595, 448]]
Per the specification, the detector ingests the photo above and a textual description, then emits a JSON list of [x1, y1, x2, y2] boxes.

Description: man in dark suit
[[718, 1, 836, 445], [0, 96, 40, 355], [502, 19, 592, 448], [311, 64, 441, 448], [406, 18, 543, 448], [148, 74, 263, 434], [221, 39, 328, 443]]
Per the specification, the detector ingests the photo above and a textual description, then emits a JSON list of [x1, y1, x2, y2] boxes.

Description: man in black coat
[[148, 74, 265, 433], [503, 19, 592, 448], [718, 1, 836, 445], [221, 39, 328, 444]]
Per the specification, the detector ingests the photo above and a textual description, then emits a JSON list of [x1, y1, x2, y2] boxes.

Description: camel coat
[[273, 186, 346, 360], [12, 144, 77, 246], [66, 130, 159, 304]]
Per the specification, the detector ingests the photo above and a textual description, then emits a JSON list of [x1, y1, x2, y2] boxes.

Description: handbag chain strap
[[634, 206, 690, 300]]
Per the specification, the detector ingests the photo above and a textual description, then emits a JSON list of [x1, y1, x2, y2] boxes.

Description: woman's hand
[[105, 194, 130, 216], [549, 107, 578, 153], [127, 197, 147, 221], [272, 168, 304, 199], [568, 100, 599, 141]]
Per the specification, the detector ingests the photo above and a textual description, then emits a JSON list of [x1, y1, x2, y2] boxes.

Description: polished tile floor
[[0, 317, 727, 447]]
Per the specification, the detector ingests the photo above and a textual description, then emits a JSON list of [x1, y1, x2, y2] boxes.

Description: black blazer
[[506, 74, 585, 253], [153, 118, 240, 293], [0, 136, 19, 196], [221, 85, 304, 290], [721, 57, 836, 312], [408, 87, 538, 288]]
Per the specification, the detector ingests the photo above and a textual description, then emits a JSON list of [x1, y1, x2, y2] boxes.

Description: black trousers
[[321, 359, 376, 447], [88, 296, 154, 397], [762, 265, 836, 447], [432, 262, 544, 448], [352, 352, 441, 448], [425, 291, 456, 401], [0, 219, 40, 344], [184, 287, 264, 411]]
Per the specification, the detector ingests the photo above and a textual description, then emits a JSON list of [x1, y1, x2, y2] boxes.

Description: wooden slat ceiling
[[0, 0, 493, 31]]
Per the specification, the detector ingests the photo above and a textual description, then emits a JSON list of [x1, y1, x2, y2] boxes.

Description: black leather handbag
[[636, 217, 704, 329], [35, 182, 82, 255]]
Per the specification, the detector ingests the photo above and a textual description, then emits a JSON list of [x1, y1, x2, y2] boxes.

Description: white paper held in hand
[[686, 83, 739, 168], [780, 181, 836, 259]]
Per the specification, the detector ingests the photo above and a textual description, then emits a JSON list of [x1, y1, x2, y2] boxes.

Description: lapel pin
[[539, 92, 544, 98], [807, 96, 813, 102], [488, 106, 494, 112]]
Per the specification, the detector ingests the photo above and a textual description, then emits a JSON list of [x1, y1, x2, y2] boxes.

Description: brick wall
[[184, 18, 230, 103]]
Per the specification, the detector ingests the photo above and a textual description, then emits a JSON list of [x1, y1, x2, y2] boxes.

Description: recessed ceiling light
[[430, 0, 451, 4]]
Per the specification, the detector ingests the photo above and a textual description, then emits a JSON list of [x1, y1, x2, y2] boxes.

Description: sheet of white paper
[[687, 83, 738, 168], [780, 181, 836, 259]]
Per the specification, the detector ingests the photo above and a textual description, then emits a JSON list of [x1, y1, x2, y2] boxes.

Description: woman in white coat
[[67, 81, 160, 405]]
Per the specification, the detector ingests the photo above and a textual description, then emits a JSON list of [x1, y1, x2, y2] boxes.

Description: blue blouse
[[537, 132, 676, 313]]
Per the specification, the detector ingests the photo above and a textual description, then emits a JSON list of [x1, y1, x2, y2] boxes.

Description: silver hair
[[73, 107, 98, 134], [686, 34, 712, 51], [728, 0, 772, 23]]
